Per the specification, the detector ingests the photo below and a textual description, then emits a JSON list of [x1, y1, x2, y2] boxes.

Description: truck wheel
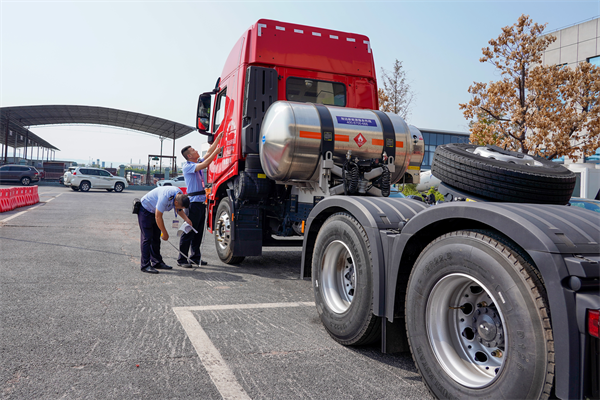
[[405, 230, 554, 400], [431, 143, 575, 204], [214, 197, 245, 265], [312, 213, 380, 345]]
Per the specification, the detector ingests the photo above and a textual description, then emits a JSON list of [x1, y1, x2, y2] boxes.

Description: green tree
[[379, 59, 415, 120]]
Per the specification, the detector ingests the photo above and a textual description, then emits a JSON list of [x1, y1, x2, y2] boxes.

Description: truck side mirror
[[197, 93, 212, 134]]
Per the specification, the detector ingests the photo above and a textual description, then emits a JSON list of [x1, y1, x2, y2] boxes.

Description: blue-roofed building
[[417, 128, 471, 171]]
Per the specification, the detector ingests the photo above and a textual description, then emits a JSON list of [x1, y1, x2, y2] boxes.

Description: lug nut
[[491, 350, 503, 358]]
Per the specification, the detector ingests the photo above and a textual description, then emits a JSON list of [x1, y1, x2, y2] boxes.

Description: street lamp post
[[159, 135, 165, 174]]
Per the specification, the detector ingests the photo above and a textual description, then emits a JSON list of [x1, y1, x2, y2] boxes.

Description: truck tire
[[405, 230, 554, 400], [312, 213, 380, 345], [431, 143, 575, 204], [214, 197, 245, 265]]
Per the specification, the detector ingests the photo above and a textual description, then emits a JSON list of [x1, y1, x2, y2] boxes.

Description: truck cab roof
[[220, 19, 376, 81]]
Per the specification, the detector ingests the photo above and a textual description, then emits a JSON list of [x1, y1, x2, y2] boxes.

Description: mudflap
[[232, 205, 263, 257]]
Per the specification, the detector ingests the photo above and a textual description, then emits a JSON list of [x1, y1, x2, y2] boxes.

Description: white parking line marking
[[173, 301, 315, 312], [44, 193, 64, 203], [0, 211, 27, 223], [0, 192, 61, 223], [173, 302, 315, 400]]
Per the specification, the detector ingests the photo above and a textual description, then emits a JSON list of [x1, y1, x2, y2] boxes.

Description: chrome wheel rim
[[115, 184, 123, 192], [81, 182, 89, 191], [22, 177, 30, 185], [320, 240, 355, 314], [215, 210, 231, 251], [470, 146, 543, 167], [426, 273, 506, 388]]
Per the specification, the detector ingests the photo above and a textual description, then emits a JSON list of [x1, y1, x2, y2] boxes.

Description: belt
[[186, 189, 206, 197]]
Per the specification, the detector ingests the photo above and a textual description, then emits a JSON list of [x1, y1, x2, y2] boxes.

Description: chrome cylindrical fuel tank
[[259, 101, 423, 183]]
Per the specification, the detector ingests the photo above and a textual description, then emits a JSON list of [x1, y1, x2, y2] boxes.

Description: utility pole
[[172, 124, 176, 173], [159, 135, 165, 174]]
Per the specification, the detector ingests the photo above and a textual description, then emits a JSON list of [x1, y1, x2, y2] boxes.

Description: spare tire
[[431, 144, 576, 204]]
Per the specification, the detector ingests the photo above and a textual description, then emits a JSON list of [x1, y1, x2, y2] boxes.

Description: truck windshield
[[286, 78, 346, 107]]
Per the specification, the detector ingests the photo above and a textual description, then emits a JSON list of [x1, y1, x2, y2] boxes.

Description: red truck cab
[[198, 19, 378, 235]]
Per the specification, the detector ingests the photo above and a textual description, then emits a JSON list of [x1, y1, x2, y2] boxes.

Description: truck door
[[209, 86, 231, 183]]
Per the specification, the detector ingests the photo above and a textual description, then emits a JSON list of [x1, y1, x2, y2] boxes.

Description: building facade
[[542, 17, 600, 198], [542, 17, 599, 69]]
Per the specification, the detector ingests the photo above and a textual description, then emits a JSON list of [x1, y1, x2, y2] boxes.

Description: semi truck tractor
[[196, 19, 599, 400]]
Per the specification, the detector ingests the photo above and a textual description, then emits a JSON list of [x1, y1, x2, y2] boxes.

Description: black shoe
[[200, 260, 208, 266], [177, 262, 192, 268], [191, 260, 208, 266], [153, 262, 172, 270], [141, 266, 159, 274]]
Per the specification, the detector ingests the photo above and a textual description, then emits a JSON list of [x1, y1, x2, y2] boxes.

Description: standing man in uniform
[[138, 186, 192, 274], [178, 132, 223, 267]]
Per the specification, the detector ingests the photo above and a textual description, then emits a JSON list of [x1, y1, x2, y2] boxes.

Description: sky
[[1, 0, 599, 167]]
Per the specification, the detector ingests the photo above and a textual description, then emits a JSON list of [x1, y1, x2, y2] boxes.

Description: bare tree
[[460, 15, 600, 160], [379, 59, 415, 120]]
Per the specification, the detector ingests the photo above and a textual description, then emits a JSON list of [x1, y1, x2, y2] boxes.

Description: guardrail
[[0, 186, 39, 213]]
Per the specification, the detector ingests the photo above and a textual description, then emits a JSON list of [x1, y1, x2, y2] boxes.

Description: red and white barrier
[[0, 185, 39, 213]]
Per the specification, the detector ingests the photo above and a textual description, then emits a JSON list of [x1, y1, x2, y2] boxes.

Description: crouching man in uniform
[[138, 186, 192, 274]]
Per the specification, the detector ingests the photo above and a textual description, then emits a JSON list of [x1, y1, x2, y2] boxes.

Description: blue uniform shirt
[[182, 159, 206, 203], [141, 186, 183, 214]]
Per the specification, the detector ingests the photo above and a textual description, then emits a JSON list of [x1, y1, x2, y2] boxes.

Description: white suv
[[69, 167, 128, 192], [63, 167, 77, 186], [157, 175, 187, 188]]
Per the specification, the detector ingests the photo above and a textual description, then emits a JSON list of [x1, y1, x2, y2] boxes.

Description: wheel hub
[[473, 307, 504, 347], [344, 263, 355, 298], [215, 212, 231, 250], [426, 274, 506, 388], [472, 146, 543, 167], [320, 240, 356, 313]]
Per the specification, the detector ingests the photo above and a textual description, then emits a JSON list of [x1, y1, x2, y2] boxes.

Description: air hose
[[343, 162, 359, 194], [379, 165, 391, 197]]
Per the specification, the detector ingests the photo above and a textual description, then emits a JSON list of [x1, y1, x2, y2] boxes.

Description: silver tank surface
[[259, 101, 423, 183]]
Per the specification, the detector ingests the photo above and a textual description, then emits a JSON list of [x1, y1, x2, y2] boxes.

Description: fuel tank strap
[[315, 104, 335, 160], [373, 110, 396, 162]]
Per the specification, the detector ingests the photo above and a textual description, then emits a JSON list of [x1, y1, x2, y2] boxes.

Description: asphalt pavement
[[0, 184, 431, 399]]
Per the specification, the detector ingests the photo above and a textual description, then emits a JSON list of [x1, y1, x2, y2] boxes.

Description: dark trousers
[[138, 206, 164, 269], [178, 202, 205, 264]]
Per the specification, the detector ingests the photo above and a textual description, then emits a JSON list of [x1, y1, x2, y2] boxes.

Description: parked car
[[69, 167, 128, 192], [568, 197, 600, 213], [0, 164, 40, 186], [157, 175, 186, 188], [63, 167, 77, 186]]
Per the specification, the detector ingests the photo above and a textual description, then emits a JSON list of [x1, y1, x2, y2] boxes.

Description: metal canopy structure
[[1, 105, 197, 166], [0, 119, 58, 150]]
